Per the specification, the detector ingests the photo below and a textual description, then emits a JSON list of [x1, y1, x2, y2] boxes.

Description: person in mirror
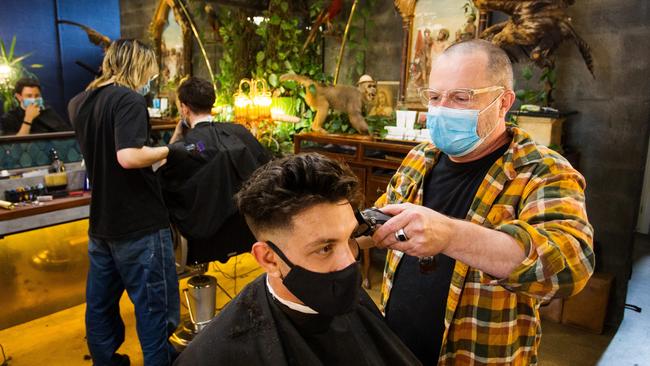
[[156, 76, 271, 265], [68, 39, 186, 366], [0, 77, 70, 136], [365, 39, 594, 365], [173, 153, 421, 366]]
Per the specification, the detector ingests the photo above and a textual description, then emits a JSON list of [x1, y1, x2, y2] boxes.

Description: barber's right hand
[[24, 104, 41, 123], [166, 141, 189, 162]]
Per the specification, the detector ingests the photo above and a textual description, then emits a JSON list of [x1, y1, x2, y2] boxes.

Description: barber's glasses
[[418, 86, 504, 108]]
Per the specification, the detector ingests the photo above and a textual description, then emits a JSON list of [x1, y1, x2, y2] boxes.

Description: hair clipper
[[353, 207, 393, 238]]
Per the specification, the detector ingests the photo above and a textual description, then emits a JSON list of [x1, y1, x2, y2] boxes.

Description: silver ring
[[394, 228, 409, 242]]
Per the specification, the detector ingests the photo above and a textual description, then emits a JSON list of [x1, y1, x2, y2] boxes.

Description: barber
[[369, 39, 595, 365], [69, 39, 184, 366]]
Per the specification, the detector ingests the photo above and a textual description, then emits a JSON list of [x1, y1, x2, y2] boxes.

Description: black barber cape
[[173, 275, 422, 366], [157, 121, 270, 264]]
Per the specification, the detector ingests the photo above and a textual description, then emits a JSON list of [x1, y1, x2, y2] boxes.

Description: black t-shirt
[[385, 143, 509, 366], [68, 84, 169, 240], [0, 106, 71, 135]]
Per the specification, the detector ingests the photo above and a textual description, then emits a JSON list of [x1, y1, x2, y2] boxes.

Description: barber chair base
[[170, 316, 212, 351]]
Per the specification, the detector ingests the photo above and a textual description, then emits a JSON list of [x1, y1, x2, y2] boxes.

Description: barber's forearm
[[116, 146, 169, 169], [443, 219, 525, 279]]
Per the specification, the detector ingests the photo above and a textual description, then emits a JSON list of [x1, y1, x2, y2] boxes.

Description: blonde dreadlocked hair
[[87, 39, 158, 91]]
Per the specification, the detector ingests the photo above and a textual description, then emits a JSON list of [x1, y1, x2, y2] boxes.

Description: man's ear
[[499, 90, 516, 119], [251, 241, 282, 278]]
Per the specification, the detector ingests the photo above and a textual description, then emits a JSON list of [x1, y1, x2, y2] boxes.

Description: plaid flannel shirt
[[375, 126, 595, 365]]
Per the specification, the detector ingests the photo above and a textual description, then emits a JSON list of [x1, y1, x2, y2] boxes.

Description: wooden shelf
[[0, 193, 90, 221]]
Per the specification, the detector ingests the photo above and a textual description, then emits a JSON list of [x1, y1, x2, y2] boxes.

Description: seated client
[[157, 76, 270, 264], [173, 153, 421, 366]]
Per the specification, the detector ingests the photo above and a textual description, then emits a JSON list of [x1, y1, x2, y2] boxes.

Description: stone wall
[[553, 0, 650, 326], [323, 0, 403, 85], [120, 0, 158, 40]]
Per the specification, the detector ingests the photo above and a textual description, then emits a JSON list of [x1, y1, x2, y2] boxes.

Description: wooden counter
[[0, 193, 91, 237]]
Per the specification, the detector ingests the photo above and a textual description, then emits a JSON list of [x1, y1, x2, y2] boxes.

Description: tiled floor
[[1, 237, 648, 366]]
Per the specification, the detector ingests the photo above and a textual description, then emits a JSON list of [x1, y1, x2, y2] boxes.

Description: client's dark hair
[[236, 153, 361, 235], [177, 77, 215, 114], [14, 78, 41, 95]]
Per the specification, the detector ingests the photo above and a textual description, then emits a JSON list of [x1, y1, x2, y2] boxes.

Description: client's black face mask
[[266, 240, 361, 317]]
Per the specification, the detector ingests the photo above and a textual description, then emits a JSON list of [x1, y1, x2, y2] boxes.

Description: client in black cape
[[174, 153, 421, 366], [157, 77, 270, 265]]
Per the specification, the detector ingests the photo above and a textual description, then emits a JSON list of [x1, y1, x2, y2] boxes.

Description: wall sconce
[[232, 77, 273, 126], [252, 78, 272, 121], [233, 79, 252, 124], [0, 63, 13, 84]]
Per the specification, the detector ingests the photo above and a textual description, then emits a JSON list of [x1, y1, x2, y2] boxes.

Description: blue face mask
[[426, 94, 502, 157], [22, 97, 44, 109], [137, 80, 152, 96]]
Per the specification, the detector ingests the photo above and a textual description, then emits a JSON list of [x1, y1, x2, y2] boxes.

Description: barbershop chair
[[169, 214, 256, 350]]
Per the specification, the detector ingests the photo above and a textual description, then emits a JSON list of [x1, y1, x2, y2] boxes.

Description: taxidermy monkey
[[280, 74, 377, 134]]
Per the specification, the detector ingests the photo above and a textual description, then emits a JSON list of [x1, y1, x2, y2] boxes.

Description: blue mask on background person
[[137, 80, 152, 96], [426, 93, 503, 157], [22, 97, 44, 109]]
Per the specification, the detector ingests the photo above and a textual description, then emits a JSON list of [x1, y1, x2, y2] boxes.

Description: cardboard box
[[561, 273, 614, 334], [516, 116, 565, 147], [539, 298, 563, 323]]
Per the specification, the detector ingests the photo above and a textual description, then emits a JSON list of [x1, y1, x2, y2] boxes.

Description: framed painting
[[369, 81, 400, 118], [395, 0, 488, 109], [150, 0, 193, 95]]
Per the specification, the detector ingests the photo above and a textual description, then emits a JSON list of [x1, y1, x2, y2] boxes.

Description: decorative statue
[[280, 74, 377, 134], [472, 0, 594, 76]]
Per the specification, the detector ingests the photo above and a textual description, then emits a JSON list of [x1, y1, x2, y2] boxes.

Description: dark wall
[[120, 0, 158, 40], [0, 0, 120, 119], [553, 0, 650, 326], [323, 0, 404, 85]]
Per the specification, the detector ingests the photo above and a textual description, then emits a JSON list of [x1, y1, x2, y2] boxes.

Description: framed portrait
[[416, 110, 428, 130], [150, 0, 193, 96], [369, 81, 400, 118], [395, 0, 488, 109]]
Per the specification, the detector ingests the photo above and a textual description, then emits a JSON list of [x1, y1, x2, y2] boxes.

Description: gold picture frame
[[149, 0, 193, 95], [395, 0, 489, 110]]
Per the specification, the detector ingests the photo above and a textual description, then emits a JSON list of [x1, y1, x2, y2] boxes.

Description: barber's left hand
[[371, 203, 456, 257]]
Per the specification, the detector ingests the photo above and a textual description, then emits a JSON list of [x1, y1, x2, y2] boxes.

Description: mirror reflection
[[0, 77, 72, 136], [0, 2, 181, 143]]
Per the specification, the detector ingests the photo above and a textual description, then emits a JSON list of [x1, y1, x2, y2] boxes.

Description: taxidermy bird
[[57, 19, 111, 50], [302, 0, 344, 51], [472, 0, 594, 77]]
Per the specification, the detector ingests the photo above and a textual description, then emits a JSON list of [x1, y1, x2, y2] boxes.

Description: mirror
[[0, 1, 117, 142], [395, 0, 489, 109]]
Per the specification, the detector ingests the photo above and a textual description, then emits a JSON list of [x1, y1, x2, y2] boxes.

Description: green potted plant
[[512, 65, 564, 150], [0, 36, 42, 113]]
